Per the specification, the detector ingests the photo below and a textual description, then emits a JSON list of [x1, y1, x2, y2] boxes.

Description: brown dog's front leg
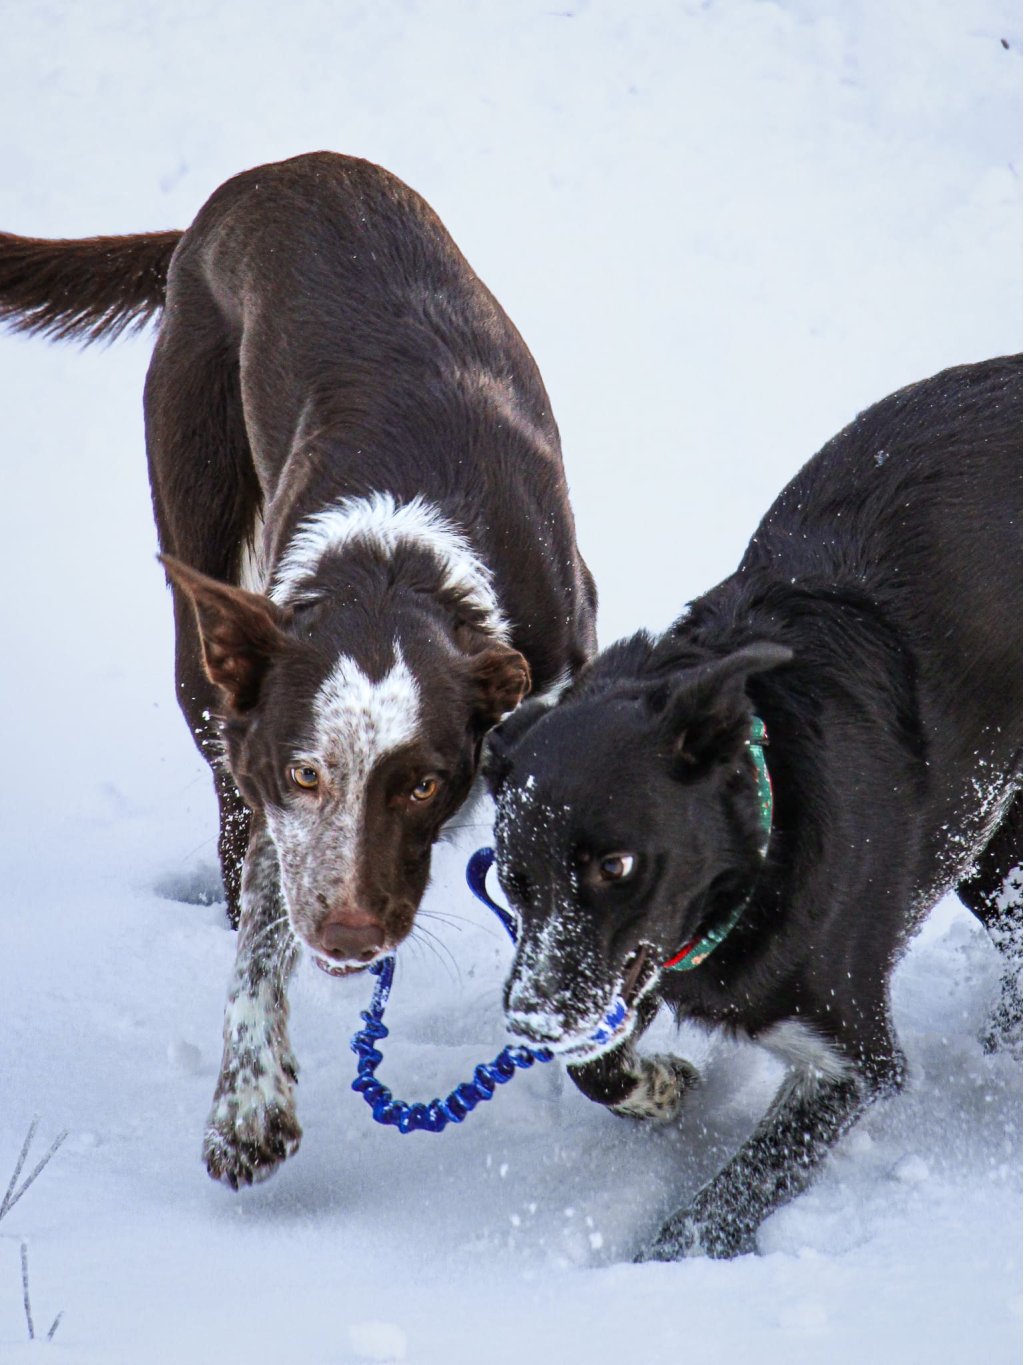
[[203, 817, 301, 1188]]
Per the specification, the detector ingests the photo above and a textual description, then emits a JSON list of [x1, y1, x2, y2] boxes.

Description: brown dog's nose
[[318, 919, 385, 963]]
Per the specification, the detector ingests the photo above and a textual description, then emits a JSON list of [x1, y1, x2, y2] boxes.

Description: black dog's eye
[[598, 852, 636, 882]]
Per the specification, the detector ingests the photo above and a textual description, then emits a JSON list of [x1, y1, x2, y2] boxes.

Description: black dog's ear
[[690, 642, 793, 688], [657, 642, 792, 770], [481, 697, 549, 794]]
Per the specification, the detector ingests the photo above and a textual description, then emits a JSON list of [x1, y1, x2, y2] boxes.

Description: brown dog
[[0, 151, 597, 1186]]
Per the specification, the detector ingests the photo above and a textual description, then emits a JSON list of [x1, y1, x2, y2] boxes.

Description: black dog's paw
[[637, 1198, 756, 1262], [636, 1211, 701, 1262], [611, 1055, 700, 1123]]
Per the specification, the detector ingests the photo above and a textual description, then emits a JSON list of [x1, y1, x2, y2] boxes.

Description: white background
[[0, 3, 1020, 1362]]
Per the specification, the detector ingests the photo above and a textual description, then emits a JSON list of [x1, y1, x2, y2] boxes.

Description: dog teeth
[[312, 955, 368, 978]]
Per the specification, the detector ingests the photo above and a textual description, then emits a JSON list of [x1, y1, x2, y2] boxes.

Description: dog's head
[[163, 556, 529, 973], [485, 636, 790, 1060]]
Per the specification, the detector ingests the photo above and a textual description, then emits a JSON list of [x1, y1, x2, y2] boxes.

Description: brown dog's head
[[163, 553, 529, 974]]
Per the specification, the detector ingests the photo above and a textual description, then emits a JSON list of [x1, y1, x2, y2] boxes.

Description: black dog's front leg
[[639, 1070, 867, 1260], [569, 999, 699, 1123]]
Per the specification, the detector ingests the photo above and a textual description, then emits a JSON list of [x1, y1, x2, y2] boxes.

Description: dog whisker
[[418, 910, 473, 932], [243, 914, 291, 955], [408, 924, 461, 988], [176, 836, 220, 866]]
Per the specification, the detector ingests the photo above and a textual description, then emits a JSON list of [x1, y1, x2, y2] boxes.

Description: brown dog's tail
[[0, 229, 183, 344]]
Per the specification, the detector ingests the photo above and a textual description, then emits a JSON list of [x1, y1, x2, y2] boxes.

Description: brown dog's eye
[[598, 853, 636, 882], [410, 776, 440, 803], [289, 764, 320, 791]]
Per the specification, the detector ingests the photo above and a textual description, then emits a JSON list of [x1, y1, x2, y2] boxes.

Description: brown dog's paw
[[611, 1054, 699, 1123], [203, 1069, 302, 1188], [203, 1109, 302, 1189]]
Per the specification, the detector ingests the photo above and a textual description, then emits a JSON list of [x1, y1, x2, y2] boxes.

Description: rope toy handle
[[348, 848, 630, 1133]]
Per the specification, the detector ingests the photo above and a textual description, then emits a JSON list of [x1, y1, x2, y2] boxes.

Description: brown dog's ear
[[469, 643, 532, 732], [160, 555, 291, 712]]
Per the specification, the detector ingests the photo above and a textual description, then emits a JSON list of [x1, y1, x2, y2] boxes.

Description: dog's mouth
[[311, 953, 374, 979], [621, 942, 655, 1003], [513, 944, 662, 1063]]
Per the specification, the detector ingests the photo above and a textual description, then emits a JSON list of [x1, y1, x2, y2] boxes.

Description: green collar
[[662, 715, 772, 972]]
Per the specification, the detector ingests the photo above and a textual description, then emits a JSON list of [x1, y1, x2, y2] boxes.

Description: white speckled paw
[[203, 1052, 301, 1188], [611, 1054, 699, 1123]]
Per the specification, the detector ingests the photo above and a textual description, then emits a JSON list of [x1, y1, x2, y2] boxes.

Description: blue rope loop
[[350, 952, 554, 1134], [349, 845, 630, 1135]]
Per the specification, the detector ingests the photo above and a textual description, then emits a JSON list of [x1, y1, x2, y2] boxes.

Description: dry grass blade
[[0, 1117, 38, 1221], [21, 1242, 34, 1341], [0, 1123, 69, 1223]]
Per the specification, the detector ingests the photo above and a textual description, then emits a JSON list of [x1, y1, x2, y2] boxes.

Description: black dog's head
[[485, 635, 790, 1059]]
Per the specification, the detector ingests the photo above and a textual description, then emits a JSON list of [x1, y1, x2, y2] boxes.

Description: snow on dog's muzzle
[[468, 845, 644, 1061], [507, 993, 633, 1061], [508, 939, 664, 1062]]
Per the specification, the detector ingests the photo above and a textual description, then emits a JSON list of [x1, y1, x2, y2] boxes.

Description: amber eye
[[410, 776, 440, 803], [289, 764, 320, 791], [598, 852, 636, 882]]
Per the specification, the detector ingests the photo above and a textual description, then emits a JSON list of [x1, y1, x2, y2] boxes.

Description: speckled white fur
[[268, 492, 509, 639], [211, 983, 294, 1128], [610, 1054, 699, 1122]]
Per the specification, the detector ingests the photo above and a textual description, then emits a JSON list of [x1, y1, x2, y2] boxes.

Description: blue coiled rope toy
[[348, 847, 630, 1133]]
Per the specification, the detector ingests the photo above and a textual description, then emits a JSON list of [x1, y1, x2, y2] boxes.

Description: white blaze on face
[[265, 648, 422, 938]]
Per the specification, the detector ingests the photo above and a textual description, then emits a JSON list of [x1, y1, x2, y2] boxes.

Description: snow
[[348, 1321, 408, 1363], [0, 2, 1020, 1362]]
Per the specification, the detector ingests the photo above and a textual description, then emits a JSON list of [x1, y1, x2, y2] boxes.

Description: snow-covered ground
[[0, 3, 1020, 1362]]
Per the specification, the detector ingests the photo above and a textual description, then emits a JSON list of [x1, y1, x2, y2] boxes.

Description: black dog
[[0, 152, 596, 1186], [486, 355, 1022, 1258]]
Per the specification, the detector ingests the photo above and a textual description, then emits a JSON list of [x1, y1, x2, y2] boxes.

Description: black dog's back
[[741, 356, 1021, 715], [730, 356, 1021, 863]]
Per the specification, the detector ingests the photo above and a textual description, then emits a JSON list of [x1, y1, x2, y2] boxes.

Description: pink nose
[[318, 919, 385, 963]]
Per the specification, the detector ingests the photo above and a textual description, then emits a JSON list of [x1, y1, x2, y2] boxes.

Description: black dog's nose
[[506, 1010, 564, 1044], [319, 920, 384, 963]]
